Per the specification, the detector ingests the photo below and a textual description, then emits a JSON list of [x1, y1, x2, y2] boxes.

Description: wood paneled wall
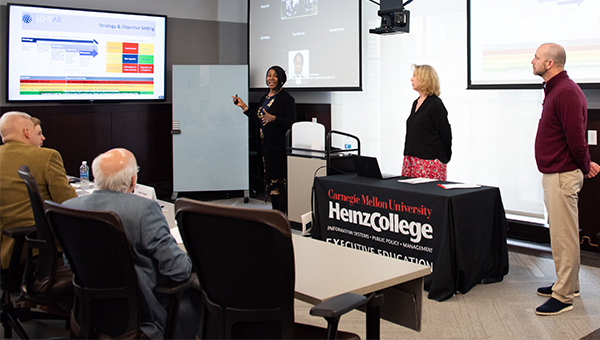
[[1, 103, 174, 197], [579, 108, 600, 251], [1, 102, 331, 199]]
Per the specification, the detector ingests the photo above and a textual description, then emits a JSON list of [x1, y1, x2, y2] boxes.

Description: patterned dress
[[257, 94, 286, 196]]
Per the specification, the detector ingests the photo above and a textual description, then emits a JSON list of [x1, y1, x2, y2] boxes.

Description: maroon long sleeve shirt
[[535, 71, 590, 175]]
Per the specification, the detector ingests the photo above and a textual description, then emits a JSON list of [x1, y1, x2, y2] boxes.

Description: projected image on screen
[[282, 0, 318, 19], [288, 50, 309, 85], [468, 0, 600, 89], [7, 4, 167, 101], [250, 0, 361, 91]]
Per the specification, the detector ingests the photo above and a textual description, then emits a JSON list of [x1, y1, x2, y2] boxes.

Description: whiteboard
[[172, 65, 249, 192]]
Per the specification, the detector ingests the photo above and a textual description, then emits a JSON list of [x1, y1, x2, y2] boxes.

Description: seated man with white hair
[[62, 148, 201, 339]]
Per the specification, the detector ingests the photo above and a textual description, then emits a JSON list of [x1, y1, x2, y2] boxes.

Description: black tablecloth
[[312, 174, 509, 301]]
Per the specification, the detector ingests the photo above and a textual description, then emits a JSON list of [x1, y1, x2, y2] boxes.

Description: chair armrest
[[309, 292, 367, 319], [25, 231, 55, 251], [2, 226, 36, 292], [154, 273, 200, 340], [2, 226, 36, 238], [154, 272, 199, 295]]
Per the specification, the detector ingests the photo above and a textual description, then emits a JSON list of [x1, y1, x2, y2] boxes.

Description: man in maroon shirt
[[532, 43, 600, 316]]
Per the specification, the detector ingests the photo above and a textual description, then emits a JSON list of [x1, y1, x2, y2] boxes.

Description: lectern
[[286, 125, 360, 229]]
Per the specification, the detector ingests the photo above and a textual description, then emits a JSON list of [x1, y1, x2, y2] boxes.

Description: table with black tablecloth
[[312, 174, 509, 301]]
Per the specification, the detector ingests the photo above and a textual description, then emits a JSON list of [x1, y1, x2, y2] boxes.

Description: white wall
[[327, 0, 578, 218], [4, 0, 598, 217], [243, 0, 598, 218]]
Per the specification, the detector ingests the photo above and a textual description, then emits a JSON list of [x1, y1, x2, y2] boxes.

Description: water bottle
[[79, 161, 89, 190], [344, 137, 352, 150]]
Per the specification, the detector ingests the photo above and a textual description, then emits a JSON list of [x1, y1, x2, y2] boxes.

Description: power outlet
[[588, 130, 597, 146]]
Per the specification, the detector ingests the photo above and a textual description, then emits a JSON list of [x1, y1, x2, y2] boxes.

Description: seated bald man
[[0, 111, 76, 270], [62, 148, 201, 340]]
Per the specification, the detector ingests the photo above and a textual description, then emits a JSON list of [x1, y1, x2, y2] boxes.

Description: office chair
[[17, 165, 74, 316], [0, 165, 71, 339], [1, 225, 35, 339], [175, 198, 367, 340], [44, 200, 197, 339]]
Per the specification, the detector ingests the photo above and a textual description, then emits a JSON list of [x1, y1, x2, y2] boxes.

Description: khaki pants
[[542, 169, 583, 304]]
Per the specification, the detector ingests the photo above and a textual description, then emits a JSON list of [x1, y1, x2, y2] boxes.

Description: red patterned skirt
[[401, 155, 447, 181]]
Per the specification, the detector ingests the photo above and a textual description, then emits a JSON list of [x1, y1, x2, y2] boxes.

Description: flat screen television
[[7, 3, 167, 102], [467, 0, 600, 89], [249, 0, 362, 91]]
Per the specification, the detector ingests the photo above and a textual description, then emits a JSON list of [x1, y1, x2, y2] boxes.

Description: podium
[[286, 123, 359, 229], [287, 122, 326, 228]]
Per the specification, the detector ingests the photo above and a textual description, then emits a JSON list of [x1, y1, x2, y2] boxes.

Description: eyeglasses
[[137, 166, 141, 173]]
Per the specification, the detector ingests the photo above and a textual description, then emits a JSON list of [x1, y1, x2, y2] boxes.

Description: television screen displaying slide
[[468, 0, 600, 89], [249, 0, 361, 91], [7, 4, 167, 102]]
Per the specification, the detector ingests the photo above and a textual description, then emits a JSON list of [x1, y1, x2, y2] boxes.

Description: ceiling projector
[[369, 0, 410, 35]]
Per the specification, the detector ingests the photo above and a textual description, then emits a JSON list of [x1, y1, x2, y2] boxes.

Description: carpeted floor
[[294, 241, 600, 340], [582, 328, 600, 340]]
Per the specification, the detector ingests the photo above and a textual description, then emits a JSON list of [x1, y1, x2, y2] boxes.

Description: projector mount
[[369, 0, 410, 35]]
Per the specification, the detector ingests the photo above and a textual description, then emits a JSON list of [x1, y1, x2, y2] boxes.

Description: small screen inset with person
[[288, 50, 309, 84]]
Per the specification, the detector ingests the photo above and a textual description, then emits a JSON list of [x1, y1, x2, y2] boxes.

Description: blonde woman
[[402, 64, 452, 180]]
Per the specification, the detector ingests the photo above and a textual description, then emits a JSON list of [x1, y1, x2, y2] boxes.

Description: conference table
[[292, 234, 430, 339], [166, 201, 430, 339], [312, 174, 509, 302]]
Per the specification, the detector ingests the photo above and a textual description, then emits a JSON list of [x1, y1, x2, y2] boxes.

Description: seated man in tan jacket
[[0, 111, 77, 270]]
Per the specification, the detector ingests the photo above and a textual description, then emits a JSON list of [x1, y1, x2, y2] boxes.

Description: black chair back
[[17, 166, 66, 295], [1, 166, 72, 339], [175, 198, 295, 339], [44, 200, 141, 339]]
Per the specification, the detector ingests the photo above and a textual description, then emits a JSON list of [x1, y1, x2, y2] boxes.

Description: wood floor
[[4, 197, 600, 340]]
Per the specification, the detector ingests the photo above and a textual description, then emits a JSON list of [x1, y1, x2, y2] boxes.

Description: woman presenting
[[232, 66, 296, 213], [402, 64, 452, 180]]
